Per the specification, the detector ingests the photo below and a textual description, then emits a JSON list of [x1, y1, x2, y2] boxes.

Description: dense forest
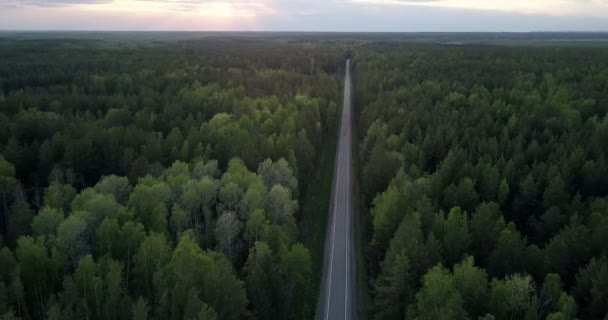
[[354, 45, 608, 320], [0, 37, 345, 319], [3, 33, 608, 320]]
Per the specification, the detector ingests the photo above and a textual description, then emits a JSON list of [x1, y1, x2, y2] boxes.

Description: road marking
[[344, 60, 350, 320], [325, 59, 351, 320], [325, 93, 344, 320]]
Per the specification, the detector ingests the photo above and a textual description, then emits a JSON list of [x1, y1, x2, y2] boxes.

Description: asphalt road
[[318, 59, 355, 320]]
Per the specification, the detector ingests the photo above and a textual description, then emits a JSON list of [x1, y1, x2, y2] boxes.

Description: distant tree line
[[354, 45, 608, 320]]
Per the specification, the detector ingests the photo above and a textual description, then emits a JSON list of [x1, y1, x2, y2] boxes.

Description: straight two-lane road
[[318, 59, 355, 320]]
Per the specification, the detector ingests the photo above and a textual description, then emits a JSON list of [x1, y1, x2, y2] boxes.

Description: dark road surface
[[318, 59, 354, 320]]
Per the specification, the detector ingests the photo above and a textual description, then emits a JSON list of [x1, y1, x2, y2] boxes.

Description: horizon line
[[1, 30, 608, 33]]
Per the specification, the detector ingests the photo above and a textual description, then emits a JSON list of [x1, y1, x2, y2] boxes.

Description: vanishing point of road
[[318, 59, 355, 320]]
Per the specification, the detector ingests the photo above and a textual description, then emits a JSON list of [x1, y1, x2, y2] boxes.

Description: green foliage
[[0, 156, 16, 217], [169, 232, 247, 320], [6, 197, 33, 246], [452, 257, 489, 318], [281, 244, 312, 320], [373, 212, 440, 319], [357, 45, 608, 320], [406, 265, 469, 320], [487, 224, 528, 278], [132, 297, 149, 320], [31, 207, 63, 237], [0, 35, 343, 319], [368, 184, 406, 270], [0, 37, 342, 318], [574, 257, 608, 319], [214, 212, 242, 263], [257, 158, 298, 192], [470, 203, 505, 265], [94, 175, 132, 205], [244, 242, 278, 320], [372, 250, 412, 320], [436, 207, 471, 266], [489, 274, 536, 320], [43, 182, 77, 214]]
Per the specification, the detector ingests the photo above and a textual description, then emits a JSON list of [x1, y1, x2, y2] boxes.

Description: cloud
[[0, 0, 110, 6], [355, 0, 608, 16], [1, 0, 608, 30], [7, 0, 604, 17], [133, 1, 265, 16], [0, 0, 344, 15]]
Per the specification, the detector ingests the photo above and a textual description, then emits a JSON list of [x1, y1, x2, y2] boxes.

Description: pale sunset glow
[[1, 0, 607, 31], [357, 0, 608, 16], [91, 1, 264, 16]]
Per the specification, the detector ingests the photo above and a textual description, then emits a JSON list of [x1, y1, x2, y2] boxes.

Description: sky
[[0, 0, 607, 32]]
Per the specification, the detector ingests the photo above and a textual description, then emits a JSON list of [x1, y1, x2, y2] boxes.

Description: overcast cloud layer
[[0, 0, 607, 31]]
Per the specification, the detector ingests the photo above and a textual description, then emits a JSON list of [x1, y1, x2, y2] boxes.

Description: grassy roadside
[[298, 112, 339, 319], [351, 63, 373, 320]]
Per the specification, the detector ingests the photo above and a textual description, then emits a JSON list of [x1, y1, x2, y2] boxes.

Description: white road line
[[344, 60, 350, 320], [325, 95, 344, 320], [325, 59, 351, 320], [345, 147, 350, 320]]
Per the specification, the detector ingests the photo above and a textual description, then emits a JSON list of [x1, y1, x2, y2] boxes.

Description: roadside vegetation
[[0, 38, 343, 320], [353, 45, 608, 320], [298, 120, 338, 314]]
